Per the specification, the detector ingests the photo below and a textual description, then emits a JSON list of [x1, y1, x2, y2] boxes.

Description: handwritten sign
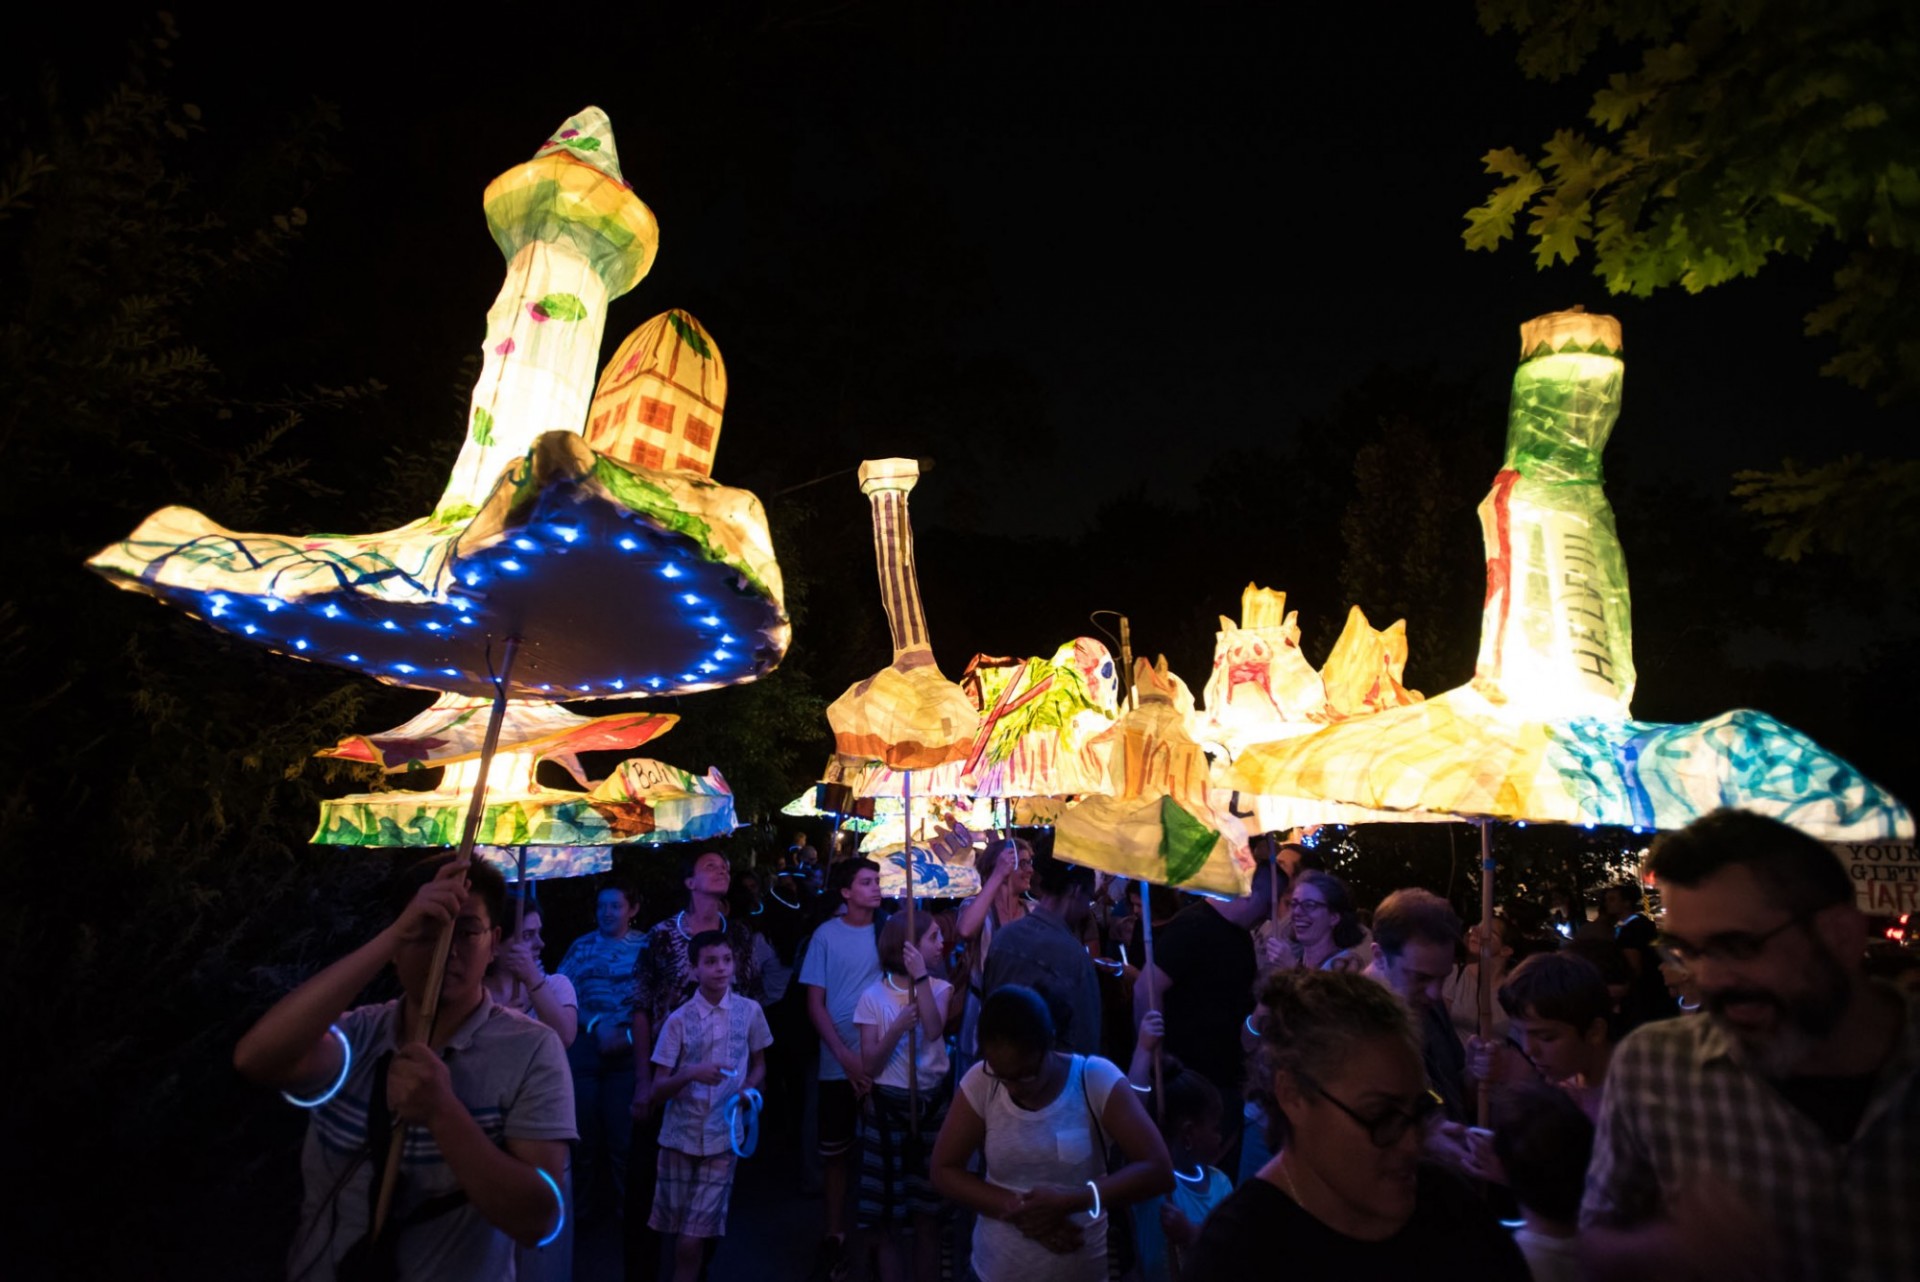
[[1830, 841, 1920, 915]]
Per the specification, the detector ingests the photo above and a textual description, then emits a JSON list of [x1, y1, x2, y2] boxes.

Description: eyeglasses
[[1287, 899, 1330, 915], [1302, 1076, 1442, 1148], [1657, 909, 1816, 967], [982, 1058, 1048, 1088]]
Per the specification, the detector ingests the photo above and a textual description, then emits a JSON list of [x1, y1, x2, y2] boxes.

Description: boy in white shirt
[[648, 930, 772, 1282]]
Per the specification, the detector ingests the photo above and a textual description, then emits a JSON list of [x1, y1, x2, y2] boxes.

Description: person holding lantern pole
[[235, 856, 574, 1281]]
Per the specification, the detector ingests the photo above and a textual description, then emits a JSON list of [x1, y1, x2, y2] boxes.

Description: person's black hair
[[1492, 1084, 1595, 1224], [1371, 887, 1461, 954], [687, 929, 732, 967], [1647, 809, 1853, 915], [827, 856, 880, 900], [977, 984, 1055, 1056], [1498, 952, 1612, 1034], [595, 877, 639, 910], [1293, 870, 1365, 949], [392, 855, 507, 930], [1607, 880, 1644, 909], [1032, 850, 1096, 898], [1158, 1054, 1223, 1135]]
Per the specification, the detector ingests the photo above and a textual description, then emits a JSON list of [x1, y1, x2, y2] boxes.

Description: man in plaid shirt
[[1582, 809, 1919, 1281]]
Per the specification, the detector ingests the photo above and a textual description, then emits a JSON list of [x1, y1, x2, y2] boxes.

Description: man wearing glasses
[[1582, 809, 1919, 1282], [1363, 889, 1470, 1124]]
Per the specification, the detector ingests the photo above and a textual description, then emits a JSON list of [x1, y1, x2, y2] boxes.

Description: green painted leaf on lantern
[[667, 311, 714, 358], [535, 293, 589, 322], [471, 407, 496, 446], [1159, 796, 1218, 886]]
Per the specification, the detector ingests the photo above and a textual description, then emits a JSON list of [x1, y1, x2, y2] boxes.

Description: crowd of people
[[234, 810, 1920, 1280]]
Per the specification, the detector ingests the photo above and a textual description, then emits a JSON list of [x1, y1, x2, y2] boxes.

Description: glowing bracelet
[[728, 1088, 764, 1158], [1174, 1164, 1206, 1185], [281, 1024, 352, 1109], [1129, 1081, 1153, 1093], [534, 1167, 566, 1248], [1244, 1014, 1259, 1037], [1085, 1179, 1103, 1221]]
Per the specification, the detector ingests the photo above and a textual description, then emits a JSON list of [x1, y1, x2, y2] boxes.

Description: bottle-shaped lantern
[[827, 459, 979, 769], [1472, 310, 1635, 720]]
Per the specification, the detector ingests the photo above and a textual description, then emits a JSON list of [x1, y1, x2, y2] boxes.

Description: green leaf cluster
[[1468, 0, 1920, 401], [1731, 454, 1920, 582]]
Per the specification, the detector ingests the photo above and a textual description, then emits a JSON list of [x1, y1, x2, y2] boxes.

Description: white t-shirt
[[1513, 1226, 1581, 1282], [798, 916, 881, 1080], [853, 976, 954, 1089], [505, 971, 578, 1021], [958, 1054, 1124, 1282]]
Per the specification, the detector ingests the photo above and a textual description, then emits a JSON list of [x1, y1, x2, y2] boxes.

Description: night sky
[[17, 3, 1915, 794]]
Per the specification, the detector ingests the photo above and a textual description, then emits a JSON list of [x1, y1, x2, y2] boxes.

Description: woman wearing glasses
[[1188, 970, 1528, 1276], [1285, 871, 1367, 973]]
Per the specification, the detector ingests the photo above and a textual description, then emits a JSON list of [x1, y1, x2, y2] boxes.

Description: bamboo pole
[[374, 635, 521, 1238], [904, 769, 920, 1139], [1476, 818, 1495, 1129]]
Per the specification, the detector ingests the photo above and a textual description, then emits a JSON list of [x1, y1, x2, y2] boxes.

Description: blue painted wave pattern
[[1550, 709, 1913, 839]]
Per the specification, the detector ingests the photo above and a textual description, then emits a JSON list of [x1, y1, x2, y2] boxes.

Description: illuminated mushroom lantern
[[87, 110, 788, 701], [300, 301, 763, 875], [84, 111, 790, 1219]]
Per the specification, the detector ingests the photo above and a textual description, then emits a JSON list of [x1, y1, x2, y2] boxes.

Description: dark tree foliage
[[1465, 0, 1920, 577], [0, 20, 407, 1275]]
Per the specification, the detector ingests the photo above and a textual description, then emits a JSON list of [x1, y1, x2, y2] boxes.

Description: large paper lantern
[[1056, 658, 1254, 895], [1197, 585, 1422, 754], [87, 109, 788, 702], [828, 458, 980, 769], [957, 639, 1120, 798], [1194, 585, 1333, 754], [311, 694, 735, 848], [1229, 311, 1912, 841]]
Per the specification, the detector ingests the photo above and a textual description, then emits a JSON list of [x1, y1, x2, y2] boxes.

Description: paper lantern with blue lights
[[86, 109, 788, 702], [1228, 310, 1912, 842]]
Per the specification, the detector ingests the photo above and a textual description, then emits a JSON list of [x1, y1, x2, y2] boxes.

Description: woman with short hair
[[1189, 970, 1528, 1276]]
